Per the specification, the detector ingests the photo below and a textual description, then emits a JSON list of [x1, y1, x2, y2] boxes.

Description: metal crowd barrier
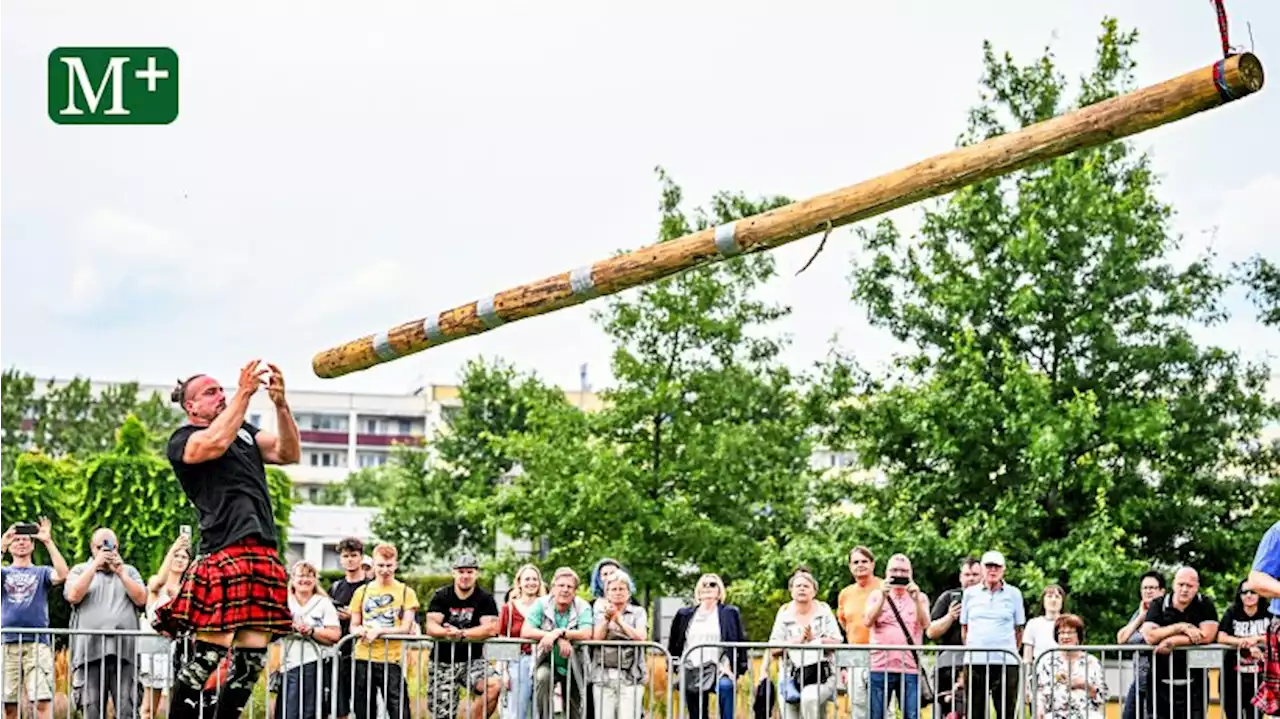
[[1, 626, 331, 719], [3, 628, 1254, 719], [324, 635, 674, 719], [1030, 644, 1263, 719], [673, 641, 1024, 719]]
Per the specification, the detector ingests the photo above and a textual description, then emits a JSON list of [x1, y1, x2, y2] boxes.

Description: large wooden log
[[313, 53, 1265, 379]]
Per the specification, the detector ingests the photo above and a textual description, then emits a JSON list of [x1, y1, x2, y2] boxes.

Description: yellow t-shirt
[[350, 580, 421, 663], [836, 578, 883, 645]]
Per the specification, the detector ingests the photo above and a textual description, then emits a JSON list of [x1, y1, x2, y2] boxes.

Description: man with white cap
[[960, 550, 1025, 719]]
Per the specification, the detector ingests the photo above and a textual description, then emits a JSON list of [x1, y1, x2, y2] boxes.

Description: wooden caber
[[312, 52, 1264, 379]]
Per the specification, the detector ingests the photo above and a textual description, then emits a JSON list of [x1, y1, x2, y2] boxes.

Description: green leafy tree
[[1239, 256, 1280, 327], [807, 19, 1279, 633], [317, 465, 400, 506], [72, 414, 202, 574], [493, 169, 823, 598], [1, 450, 80, 564], [267, 467, 295, 555], [1, 370, 38, 479], [371, 357, 568, 567]]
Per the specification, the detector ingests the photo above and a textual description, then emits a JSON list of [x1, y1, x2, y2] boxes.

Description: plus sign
[[134, 56, 169, 92]]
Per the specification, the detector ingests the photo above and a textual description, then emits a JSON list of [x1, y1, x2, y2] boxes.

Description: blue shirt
[[961, 582, 1026, 665], [1, 565, 54, 644], [1252, 520, 1280, 616]]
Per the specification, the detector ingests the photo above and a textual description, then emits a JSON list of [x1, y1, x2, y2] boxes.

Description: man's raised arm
[[181, 361, 266, 464], [255, 364, 301, 465]]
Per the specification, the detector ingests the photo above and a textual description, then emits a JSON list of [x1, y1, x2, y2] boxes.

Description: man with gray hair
[[960, 550, 1024, 719], [522, 567, 594, 719], [63, 528, 147, 719]]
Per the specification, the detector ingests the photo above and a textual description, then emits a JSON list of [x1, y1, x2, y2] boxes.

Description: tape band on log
[[570, 265, 597, 298], [715, 222, 741, 257], [477, 296, 506, 329], [372, 331, 398, 361], [424, 314, 445, 343]]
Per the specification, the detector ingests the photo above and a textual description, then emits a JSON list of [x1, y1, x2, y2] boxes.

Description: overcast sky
[[3, 0, 1277, 398]]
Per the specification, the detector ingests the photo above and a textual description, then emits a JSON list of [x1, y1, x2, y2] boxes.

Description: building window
[[358, 453, 387, 468], [398, 419, 411, 434], [308, 451, 347, 467], [366, 419, 379, 434]]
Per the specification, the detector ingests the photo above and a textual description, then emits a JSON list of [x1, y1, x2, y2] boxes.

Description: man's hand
[[557, 638, 573, 658], [907, 582, 920, 598], [239, 360, 268, 398], [948, 602, 962, 620], [266, 364, 287, 407], [1184, 626, 1204, 644], [336, 607, 351, 621], [35, 517, 52, 544], [1, 526, 15, 553], [1156, 638, 1177, 654], [539, 630, 561, 652]]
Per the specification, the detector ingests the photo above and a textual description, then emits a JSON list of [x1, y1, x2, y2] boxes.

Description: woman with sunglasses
[[1217, 581, 1269, 719], [666, 573, 748, 719]]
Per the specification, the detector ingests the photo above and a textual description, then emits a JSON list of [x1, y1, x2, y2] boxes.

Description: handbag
[[884, 592, 937, 705]]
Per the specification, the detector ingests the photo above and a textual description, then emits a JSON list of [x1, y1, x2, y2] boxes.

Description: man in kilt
[[154, 359, 302, 719], [1247, 520, 1279, 715]]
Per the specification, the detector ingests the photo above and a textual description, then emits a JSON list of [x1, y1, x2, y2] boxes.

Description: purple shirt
[[2, 565, 54, 644]]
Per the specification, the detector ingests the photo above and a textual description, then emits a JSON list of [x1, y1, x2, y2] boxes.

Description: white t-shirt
[[280, 593, 340, 671], [1022, 615, 1058, 665], [683, 606, 724, 669]]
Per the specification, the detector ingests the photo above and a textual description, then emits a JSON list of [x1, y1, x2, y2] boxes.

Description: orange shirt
[[836, 578, 883, 644]]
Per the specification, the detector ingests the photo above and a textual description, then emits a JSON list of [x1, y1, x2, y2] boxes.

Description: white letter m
[[60, 56, 130, 116]]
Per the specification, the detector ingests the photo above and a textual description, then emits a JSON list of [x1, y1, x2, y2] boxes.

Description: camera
[[888, 575, 911, 586], [15, 523, 38, 536]]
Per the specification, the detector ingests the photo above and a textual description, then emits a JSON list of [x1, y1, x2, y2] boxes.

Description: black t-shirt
[[930, 588, 966, 646], [1219, 606, 1269, 670], [330, 576, 372, 657], [1142, 593, 1219, 681], [167, 422, 278, 554], [428, 584, 499, 663]]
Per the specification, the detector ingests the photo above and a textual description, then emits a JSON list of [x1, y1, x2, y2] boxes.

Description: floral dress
[[1034, 651, 1107, 719]]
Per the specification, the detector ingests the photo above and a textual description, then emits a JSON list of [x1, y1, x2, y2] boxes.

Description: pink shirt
[[870, 590, 924, 672]]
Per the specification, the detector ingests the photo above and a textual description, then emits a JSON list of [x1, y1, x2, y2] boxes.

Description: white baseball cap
[[981, 550, 1006, 567]]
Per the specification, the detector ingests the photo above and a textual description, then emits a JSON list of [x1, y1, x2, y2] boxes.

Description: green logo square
[[48, 47, 179, 125]]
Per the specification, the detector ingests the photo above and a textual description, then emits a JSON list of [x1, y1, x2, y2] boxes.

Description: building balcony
[[299, 430, 348, 445], [355, 433, 423, 447]]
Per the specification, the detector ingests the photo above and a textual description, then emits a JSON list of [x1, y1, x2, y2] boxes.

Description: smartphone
[[15, 523, 38, 536], [888, 575, 911, 586], [101, 538, 116, 552], [180, 525, 192, 537]]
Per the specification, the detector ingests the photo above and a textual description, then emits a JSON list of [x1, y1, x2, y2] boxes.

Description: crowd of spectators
[[3, 521, 1277, 719]]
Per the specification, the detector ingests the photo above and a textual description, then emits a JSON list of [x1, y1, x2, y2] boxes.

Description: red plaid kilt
[[153, 537, 292, 638], [1254, 615, 1280, 716]]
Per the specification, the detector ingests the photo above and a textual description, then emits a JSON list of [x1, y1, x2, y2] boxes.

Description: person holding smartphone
[[1, 518, 70, 719], [864, 554, 932, 719]]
